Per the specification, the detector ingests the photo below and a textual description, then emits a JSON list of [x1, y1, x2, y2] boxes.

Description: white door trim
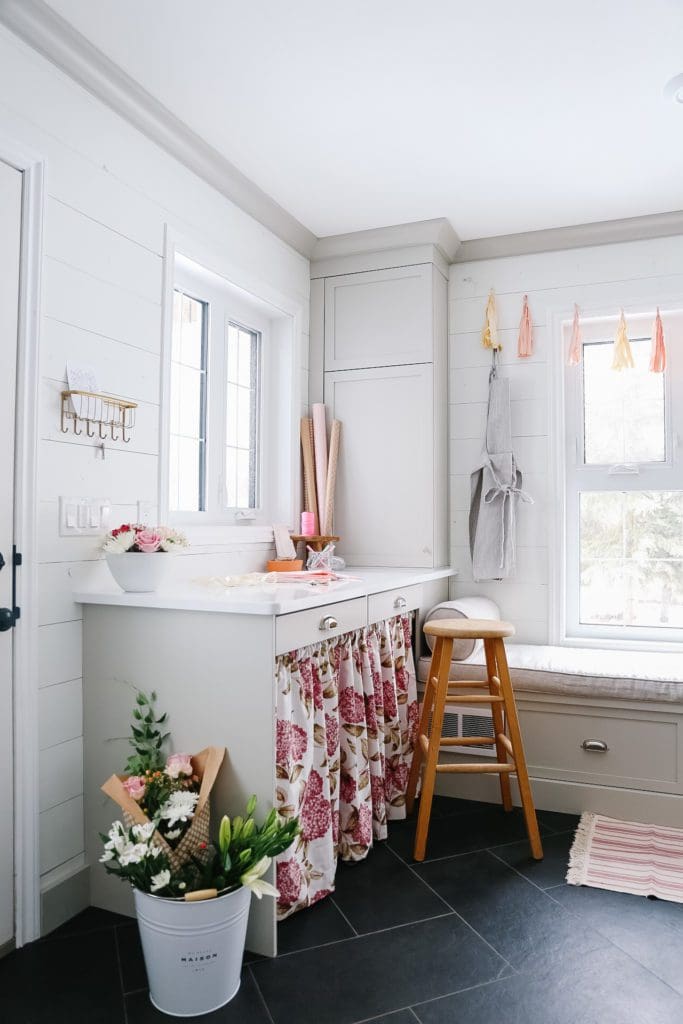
[[1, 135, 44, 946]]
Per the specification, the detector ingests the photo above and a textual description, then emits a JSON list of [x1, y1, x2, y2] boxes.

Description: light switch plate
[[59, 497, 111, 536]]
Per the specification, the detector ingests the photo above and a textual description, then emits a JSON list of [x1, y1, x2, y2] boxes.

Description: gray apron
[[469, 365, 532, 582]]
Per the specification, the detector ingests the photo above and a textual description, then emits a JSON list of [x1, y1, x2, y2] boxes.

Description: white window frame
[[557, 306, 683, 649], [170, 262, 270, 522], [159, 227, 303, 544]]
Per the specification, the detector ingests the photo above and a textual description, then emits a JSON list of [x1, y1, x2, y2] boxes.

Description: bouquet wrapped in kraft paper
[[101, 691, 225, 872]]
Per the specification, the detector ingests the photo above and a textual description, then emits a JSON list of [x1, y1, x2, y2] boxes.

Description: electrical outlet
[[59, 497, 111, 536]]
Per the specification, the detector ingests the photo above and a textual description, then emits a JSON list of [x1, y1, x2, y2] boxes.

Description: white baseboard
[[435, 774, 682, 826], [40, 864, 90, 937]]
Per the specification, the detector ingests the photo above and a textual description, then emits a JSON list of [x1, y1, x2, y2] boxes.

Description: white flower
[[164, 828, 182, 840], [99, 849, 115, 862], [118, 842, 149, 866], [103, 531, 136, 554], [132, 822, 155, 842], [158, 527, 189, 552], [240, 856, 279, 899], [148, 845, 163, 858], [150, 869, 171, 893], [158, 790, 199, 829]]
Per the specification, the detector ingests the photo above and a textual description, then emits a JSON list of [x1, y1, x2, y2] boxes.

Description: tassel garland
[[517, 294, 533, 357], [611, 310, 634, 370], [482, 289, 501, 350], [567, 304, 582, 366], [649, 308, 666, 373]]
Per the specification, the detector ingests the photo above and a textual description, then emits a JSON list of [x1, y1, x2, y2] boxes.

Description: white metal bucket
[[134, 885, 252, 1017]]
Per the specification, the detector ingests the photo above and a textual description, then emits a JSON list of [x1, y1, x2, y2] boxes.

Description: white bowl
[[105, 552, 171, 593]]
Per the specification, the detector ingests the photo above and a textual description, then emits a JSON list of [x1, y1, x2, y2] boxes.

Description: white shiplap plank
[[38, 561, 112, 625], [38, 441, 158, 504], [43, 258, 161, 355], [39, 680, 83, 751], [450, 362, 548, 405], [44, 197, 162, 303], [41, 315, 161, 406], [450, 399, 548, 440], [38, 621, 83, 688], [39, 795, 84, 875], [449, 327, 548, 368], [39, 738, 83, 812], [449, 235, 683, 301]]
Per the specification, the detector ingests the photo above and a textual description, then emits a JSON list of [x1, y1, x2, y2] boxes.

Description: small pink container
[[301, 511, 316, 536]]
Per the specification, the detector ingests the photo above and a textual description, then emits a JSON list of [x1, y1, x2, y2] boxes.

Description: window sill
[[177, 523, 276, 548]]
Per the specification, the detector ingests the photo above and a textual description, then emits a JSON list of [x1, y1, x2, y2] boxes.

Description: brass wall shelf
[[60, 389, 137, 442]]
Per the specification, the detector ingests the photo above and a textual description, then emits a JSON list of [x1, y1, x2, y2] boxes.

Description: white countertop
[[74, 566, 454, 616]]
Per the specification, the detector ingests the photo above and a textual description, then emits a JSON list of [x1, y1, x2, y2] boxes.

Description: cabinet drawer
[[275, 597, 367, 655], [519, 706, 680, 790], [368, 584, 423, 625]]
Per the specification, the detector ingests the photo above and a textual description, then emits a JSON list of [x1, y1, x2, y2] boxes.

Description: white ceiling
[[45, 0, 683, 241]]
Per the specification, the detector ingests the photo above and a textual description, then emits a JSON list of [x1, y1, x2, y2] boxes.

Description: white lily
[[240, 856, 280, 900], [99, 849, 115, 862], [132, 822, 155, 842]]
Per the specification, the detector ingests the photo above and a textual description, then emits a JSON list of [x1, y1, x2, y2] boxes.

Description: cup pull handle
[[320, 616, 339, 631], [581, 739, 609, 753], [394, 596, 407, 609]]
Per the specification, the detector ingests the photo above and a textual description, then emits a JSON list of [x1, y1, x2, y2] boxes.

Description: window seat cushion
[[416, 644, 683, 704]]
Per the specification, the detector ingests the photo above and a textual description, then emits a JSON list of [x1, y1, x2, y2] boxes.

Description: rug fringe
[[566, 812, 596, 885]]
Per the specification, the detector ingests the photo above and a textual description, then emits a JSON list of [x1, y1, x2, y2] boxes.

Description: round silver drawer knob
[[394, 596, 407, 609], [320, 616, 339, 631], [581, 739, 609, 753]]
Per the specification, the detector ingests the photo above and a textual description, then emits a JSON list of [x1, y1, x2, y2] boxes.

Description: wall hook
[[86, 419, 95, 438], [110, 423, 120, 442]]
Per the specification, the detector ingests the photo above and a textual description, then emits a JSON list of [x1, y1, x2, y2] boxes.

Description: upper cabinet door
[[324, 264, 434, 370]]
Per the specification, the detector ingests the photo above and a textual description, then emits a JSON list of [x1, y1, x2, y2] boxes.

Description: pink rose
[[135, 529, 162, 553], [123, 775, 146, 800], [165, 753, 193, 779]]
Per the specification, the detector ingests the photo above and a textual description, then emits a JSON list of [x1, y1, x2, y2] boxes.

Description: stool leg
[[413, 637, 453, 862], [484, 639, 513, 812], [493, 638, 543, 860], [406, 637, 444, 815]]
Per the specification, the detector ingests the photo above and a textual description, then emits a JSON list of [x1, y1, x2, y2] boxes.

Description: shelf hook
[[85, 419, 95, 438]]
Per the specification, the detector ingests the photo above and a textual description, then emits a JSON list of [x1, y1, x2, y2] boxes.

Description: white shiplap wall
[[0, 24, 309, 914], [449, 235, 683, 642]]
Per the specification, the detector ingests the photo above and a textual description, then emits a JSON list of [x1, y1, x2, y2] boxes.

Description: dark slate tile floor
[[2, 798, 682, 1023]]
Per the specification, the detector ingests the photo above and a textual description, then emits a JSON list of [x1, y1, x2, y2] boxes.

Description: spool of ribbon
[[301, 511, 316, 536]]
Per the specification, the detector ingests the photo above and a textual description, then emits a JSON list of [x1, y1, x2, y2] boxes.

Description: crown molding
[[312, 217, 461, 264], [0, 0, 316, 258], [456, 208, 683, 263]]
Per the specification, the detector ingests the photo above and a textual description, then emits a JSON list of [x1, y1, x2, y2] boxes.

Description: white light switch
[[59, 497, 111, 536]]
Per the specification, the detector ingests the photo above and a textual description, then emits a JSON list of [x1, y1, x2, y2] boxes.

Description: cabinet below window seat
[[418, 644, 683, 704]]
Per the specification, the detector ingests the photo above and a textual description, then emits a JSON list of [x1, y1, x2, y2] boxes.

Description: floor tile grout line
[[541, 886, 683, 1001], [408, 1008, 422, 1023], [113, 924, 129, 1024], [274, 910, 457, 960], [486, 848, 555, 896], [248, 963, 277, 1024], [385, 826, 554, 867], [329, 895, 359, 937], [383, 842, 516, 976]]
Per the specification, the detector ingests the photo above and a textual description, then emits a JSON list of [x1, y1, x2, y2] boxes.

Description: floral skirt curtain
[[275, 614, 418, 919]]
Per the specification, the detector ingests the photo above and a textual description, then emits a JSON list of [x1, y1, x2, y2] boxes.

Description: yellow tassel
[[612, 310, 634, 370], [482, 289, 501, 350]]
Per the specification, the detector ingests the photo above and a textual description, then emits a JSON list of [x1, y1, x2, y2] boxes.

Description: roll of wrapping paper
[[323, 420, 341, 536], [312, 403, 328, 531], [300, 418, 318, 531]]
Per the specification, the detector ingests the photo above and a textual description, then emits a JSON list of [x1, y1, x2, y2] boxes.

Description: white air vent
[[437, 704, 496, 757]]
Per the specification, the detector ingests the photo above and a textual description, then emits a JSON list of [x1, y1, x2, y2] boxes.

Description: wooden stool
[[405, 618, 543, 862]]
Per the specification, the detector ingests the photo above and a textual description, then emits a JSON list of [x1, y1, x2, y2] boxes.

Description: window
[[167, 263, 264, 520], [563, 311, 683, 644]]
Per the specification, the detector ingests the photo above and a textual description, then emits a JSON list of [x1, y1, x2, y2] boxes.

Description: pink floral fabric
[[275, 615, 418, 918]]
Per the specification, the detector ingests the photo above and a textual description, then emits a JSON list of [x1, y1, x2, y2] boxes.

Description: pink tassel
[[517, 295, 533, 357], [567, 304, 582, 366], [650, 308, 666, 373]]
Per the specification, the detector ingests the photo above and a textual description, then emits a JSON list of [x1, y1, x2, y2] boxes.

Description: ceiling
[[44, 0, 683, 242]]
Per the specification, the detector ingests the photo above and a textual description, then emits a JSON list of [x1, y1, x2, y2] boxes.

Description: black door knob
[[0, 608, 14, 632], [0, 552, 5, 572]]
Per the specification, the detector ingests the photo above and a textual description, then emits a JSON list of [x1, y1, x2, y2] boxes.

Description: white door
[[324, 363, 436, 567], [0, 158, 22, 951]]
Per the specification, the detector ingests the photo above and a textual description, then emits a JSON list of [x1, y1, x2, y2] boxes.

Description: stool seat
[[424, 617, 516, 640], [406, 618, 542, 863]]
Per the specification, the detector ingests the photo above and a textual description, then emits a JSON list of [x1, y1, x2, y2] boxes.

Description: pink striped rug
[[567, 813, 683, 904]]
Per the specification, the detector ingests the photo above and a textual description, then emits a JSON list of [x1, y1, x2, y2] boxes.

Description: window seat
[[417, 644, 683, 704]]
